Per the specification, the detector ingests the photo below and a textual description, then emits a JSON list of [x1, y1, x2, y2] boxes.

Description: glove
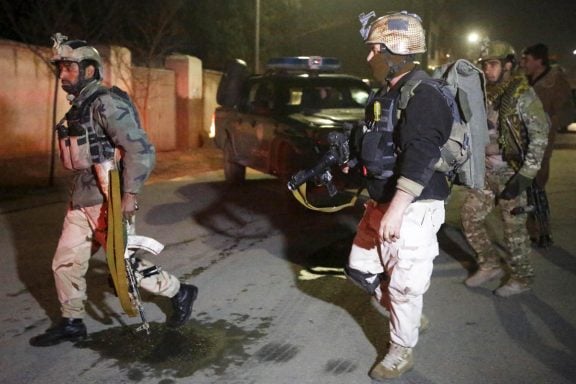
[[500, 173, 533, 200], [121, 192, 138, 221]]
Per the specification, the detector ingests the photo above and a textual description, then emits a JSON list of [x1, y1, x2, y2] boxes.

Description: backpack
[[397, 59, 489, 189], [56, 85, 140, 170]]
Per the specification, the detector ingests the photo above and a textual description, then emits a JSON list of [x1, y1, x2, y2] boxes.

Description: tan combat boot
[[370, 342, 414, 380], [464, 267, 504, 287], [494, 279, 531, 297]]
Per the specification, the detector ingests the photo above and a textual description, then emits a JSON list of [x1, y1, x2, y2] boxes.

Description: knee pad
[[344, 265, 382, 295]]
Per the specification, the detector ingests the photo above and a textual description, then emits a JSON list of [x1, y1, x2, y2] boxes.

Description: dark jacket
[[365, 69, 452, 203]]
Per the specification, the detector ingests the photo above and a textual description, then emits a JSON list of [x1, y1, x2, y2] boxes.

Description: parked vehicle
[[214, 56, 370, 196]]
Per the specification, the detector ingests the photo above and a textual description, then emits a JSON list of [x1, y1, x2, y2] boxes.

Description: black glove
[[500, 173, 533, 200]]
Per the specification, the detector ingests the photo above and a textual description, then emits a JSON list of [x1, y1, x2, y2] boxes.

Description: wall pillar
[[165, 54, 203, 149], [96, 45, 132, 92]]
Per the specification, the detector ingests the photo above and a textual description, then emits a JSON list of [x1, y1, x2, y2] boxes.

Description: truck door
[[235, 80, 276, 171]]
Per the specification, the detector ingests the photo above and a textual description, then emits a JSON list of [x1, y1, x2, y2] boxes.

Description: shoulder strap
[[398, 79, 423, 111], [79, 86, 110, 116]]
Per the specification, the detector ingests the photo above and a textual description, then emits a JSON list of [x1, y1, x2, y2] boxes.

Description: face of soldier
[[57, 62, 95, 95], [367, 44, 391, 85], [482, 59, 511, 84]]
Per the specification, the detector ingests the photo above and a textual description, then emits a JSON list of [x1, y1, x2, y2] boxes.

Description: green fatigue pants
[[461, 168, 535, 282]]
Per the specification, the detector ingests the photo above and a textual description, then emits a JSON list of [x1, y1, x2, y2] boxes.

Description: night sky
[[286, 0, 576, 80], [452, 0, 576, 64]]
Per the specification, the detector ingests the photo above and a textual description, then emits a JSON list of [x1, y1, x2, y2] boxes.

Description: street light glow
[[467, 32, 480, 44]]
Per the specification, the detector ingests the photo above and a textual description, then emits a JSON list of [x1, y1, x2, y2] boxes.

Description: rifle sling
[[290, 182, 361, 213], [106, 168, 138, 317]]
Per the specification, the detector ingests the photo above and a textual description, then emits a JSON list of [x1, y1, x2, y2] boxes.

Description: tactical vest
[[56, 87, 118, 170], [358, 91, 398, 180], [360, 61, 489, 191]]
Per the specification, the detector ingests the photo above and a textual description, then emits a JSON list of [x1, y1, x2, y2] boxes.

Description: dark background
[[1, 0, 575, 78]]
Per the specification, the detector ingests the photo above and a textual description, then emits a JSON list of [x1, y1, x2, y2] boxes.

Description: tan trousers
[[52, 204, 180, 319], [348, 199, 445, 348]]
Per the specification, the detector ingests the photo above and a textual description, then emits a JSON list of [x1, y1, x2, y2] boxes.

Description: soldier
[[30, 36, 198, 347], [346, 11, 452, 379], [520, 43, 574, 247], [461, 40, 549, 297]]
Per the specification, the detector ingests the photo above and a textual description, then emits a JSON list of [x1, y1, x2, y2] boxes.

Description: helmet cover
[[364, 11, 426, 55]]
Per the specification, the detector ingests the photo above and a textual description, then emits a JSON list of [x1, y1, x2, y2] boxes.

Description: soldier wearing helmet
[[30, 34, 199, 347], [345, 11, 452, 380], [461, 40, 549, 296], [477, 40, 517, 84], [50, 33, 104, 97]]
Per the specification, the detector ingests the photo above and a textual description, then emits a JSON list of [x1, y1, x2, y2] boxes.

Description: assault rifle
[[107, 168, 165, 335], [287, 130, 352, 197], [124, 232, 165, 334], [510, 182, 552, 247]]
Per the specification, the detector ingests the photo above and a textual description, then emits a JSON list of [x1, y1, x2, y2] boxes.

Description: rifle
[[287, 99, 394, 211], [107, 168, 165, 334], [287, 130, 352, 196], [124, 231, 165, 334], [510, 182, 552, 247]]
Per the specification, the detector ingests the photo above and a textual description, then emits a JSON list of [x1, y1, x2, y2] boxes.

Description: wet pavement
[[0, 137, 575, 384]]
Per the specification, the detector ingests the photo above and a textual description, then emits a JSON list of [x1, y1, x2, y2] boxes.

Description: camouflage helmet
[[478, 40, 516, 63], [364, 11, 426, 55], [50, 33, 103, 79]]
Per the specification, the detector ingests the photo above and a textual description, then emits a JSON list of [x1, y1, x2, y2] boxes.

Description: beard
[[61, 81, 78, 95]]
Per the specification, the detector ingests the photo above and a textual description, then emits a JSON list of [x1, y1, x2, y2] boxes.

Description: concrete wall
[[165, 55, 204, 150], [0, 38, 222, 162], [132, 67, 177, 151], [0, 40, 68, 158]]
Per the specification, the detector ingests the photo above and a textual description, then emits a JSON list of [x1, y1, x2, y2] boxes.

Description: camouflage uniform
[[53, 80, 180, 319], [461, 71, 549, 284]]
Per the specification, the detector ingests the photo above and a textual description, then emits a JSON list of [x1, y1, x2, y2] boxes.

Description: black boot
[[29, 318, 87, 347], [167, 284, 198, 328]]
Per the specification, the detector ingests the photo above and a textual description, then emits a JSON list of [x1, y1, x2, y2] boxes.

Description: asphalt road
[[0, 147, 575, 384]]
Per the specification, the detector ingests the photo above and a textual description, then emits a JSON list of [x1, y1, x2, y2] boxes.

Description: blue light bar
[[266, 56, 341, 72]]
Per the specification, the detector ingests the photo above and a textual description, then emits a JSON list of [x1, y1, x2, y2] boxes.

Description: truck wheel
[[224, 140, 246, 184]]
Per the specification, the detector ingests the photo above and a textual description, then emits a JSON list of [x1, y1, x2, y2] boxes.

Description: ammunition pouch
[[360, 130, 396, 179]]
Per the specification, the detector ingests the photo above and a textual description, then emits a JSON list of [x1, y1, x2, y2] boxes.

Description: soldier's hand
[[500, 173, 533, 200], [121, 192, 138, 221]]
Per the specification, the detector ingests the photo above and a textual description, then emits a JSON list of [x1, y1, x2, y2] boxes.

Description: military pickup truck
[[214, 56, 370, 196]]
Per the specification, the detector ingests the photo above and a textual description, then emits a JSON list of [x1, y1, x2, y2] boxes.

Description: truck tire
[[217, 59, 249, 107], [224, 140, 246, 184]]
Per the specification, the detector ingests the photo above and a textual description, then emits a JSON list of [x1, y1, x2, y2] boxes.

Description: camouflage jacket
[[65, 80, 156, 209], [487, 73, 549, 178]]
